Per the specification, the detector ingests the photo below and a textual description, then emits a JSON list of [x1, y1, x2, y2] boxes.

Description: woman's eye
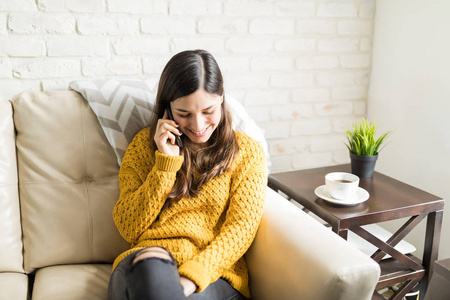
[[204, 110, 214, 115], [178, 114, 189, 118]]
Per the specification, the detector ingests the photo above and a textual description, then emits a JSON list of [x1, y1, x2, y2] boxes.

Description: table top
[[269, 164, 444, 228]]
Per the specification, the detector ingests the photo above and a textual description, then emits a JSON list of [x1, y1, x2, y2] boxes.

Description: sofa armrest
[[245, 187, 380, 300], [0, 99, 24, 273]]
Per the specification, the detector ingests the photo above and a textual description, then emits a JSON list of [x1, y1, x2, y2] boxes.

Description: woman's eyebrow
[[202, 103, 219, 110], [174, 108, 190, 113]]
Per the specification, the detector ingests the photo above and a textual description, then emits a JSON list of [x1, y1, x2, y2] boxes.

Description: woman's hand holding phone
[[154, 110, 183, 156]]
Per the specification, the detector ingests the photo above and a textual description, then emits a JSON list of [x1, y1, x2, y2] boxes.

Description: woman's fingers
[[158, 127, 175, 145], [159, 121, 181, 138], [154, 118, 182, 156]]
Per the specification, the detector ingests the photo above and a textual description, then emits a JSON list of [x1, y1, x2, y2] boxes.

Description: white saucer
[[314, 185, 369, 206]]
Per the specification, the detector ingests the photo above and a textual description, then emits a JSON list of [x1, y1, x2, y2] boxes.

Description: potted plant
[[345, 118, 391, 178]]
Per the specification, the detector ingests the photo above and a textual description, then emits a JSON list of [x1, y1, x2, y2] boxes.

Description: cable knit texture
[[112, 127, 267, 298]]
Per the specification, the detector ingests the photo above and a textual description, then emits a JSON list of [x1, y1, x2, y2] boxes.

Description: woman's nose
[[190, 115, 205, 131]]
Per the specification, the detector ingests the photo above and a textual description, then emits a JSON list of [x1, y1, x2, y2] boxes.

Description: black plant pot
[[350, 153, 378, 178]]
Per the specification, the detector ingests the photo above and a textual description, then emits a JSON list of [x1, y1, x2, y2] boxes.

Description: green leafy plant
[[345, 118, 391, 156]]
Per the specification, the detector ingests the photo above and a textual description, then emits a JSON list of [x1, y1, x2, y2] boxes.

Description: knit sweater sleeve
[[113, 128, 184, 244], [178, 136, 268, 293]]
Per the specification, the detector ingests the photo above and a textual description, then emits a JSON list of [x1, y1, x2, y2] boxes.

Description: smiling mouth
[[188, 125, 210, 136]]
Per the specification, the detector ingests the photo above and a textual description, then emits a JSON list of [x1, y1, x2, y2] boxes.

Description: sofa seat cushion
[[32, 264, 112, 300], [0, 273, 28, 300]]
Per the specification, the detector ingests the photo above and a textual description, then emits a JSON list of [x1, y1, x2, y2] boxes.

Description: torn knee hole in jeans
[[131, 256, 175, 270], [132, 247, 175, 267]]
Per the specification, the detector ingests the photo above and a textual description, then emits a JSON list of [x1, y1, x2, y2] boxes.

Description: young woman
[[108, 50, 267, 300]]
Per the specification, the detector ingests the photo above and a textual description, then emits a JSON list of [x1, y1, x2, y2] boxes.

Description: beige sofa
[[0, 90, 380, 300]]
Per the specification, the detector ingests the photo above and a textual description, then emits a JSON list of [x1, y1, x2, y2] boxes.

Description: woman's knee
[[132, 247, 173, 265]]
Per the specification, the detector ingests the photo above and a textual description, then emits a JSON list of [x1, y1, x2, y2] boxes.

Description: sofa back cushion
[[12, 91, 129, 273], [0, 99, 24, 273]]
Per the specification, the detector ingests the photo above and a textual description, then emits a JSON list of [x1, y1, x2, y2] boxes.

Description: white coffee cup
[[325, 172, 359, 200]]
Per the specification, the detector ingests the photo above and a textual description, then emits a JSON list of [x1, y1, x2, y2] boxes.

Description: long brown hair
[[149, 50, 239, 201]]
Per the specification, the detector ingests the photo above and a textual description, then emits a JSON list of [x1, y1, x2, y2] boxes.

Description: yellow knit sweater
[[112, 127, 267, 298]]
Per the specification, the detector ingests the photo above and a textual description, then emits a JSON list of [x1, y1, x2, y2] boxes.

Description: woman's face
[[170, 88, 223, 144]]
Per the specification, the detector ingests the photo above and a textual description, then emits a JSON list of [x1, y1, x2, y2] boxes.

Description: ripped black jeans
[[108, 248, 247, 300]]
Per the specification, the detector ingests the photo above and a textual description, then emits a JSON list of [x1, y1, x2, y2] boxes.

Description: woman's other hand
[[180, 276, 197, 297], [154, 110, 182, 156]]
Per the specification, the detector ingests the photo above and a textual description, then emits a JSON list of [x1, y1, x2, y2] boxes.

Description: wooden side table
[[269, 164, 444, 300]]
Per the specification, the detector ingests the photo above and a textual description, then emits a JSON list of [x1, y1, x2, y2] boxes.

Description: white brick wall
[[0, 0, 376, 173]]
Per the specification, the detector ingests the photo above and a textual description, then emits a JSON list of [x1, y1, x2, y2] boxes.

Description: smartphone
[[167, 107, 183, 148]]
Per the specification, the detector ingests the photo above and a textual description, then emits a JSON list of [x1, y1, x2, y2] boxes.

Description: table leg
[[372, 214, 426, 262], [332, 225, 348, 240], [418, 210, 443, 300]]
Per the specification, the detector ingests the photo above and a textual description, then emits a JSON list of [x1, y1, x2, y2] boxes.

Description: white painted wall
[[0, 0, 376, 173], [368, 0, 450, 259]]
